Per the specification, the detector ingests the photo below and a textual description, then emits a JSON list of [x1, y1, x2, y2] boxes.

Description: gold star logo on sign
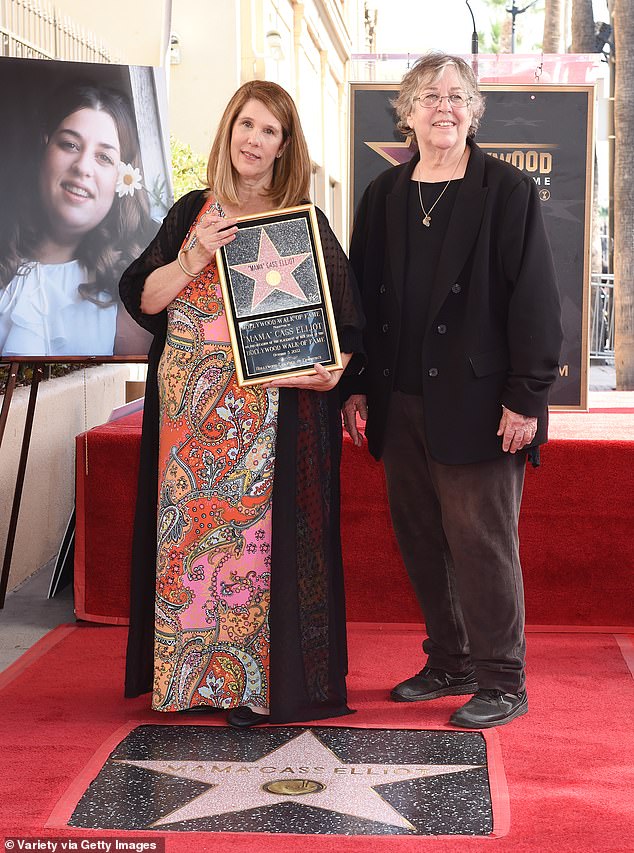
[[365, 137, 415, 167]]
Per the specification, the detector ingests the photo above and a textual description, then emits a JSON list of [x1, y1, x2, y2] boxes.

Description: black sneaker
[[449, 688, 528, 729], [390, 665, 478, 702], [227, 706, 270, 728]]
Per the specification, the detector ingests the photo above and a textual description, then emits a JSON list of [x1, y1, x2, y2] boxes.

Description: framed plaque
[[216, 204, 342, 386]]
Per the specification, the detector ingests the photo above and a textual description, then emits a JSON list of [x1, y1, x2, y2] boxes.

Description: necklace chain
[[416, 149, 465, 227]]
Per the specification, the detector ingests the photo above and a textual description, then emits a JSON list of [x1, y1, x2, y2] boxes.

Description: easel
[[0, 356, 145, 608], [0, 357, 114, 609], [0, 360, 45, 607]]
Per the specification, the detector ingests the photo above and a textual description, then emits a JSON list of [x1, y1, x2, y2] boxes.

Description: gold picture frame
[[216, 204, 342, 386]]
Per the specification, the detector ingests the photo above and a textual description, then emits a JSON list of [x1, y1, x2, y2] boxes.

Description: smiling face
[[406, 65, 473, 157], [230, 98, 286, 188], [39, 107, 121, 249]]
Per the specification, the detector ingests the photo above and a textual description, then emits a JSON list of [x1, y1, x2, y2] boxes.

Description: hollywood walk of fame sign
[[216, 204, 342, 386], [350, 82, 594, 410]]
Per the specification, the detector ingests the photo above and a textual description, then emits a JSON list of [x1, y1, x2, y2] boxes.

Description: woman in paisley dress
[[120, 81, 364, 727]]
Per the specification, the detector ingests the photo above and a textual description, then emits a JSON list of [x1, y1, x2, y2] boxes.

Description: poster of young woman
[[0, 57, 172, 361]]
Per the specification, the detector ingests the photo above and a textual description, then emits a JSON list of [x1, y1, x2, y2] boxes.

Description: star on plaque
[[229, 228, 310, 311], [115, 729, 482, 831]]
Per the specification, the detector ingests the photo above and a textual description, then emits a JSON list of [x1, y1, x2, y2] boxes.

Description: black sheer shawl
[[119, 190, 364, 722]]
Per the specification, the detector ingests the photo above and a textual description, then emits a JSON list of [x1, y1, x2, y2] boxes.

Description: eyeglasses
[[414, 93, 472, 109]]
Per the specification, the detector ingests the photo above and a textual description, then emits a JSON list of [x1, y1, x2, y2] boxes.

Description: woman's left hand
[[264, 354, 352, 392]]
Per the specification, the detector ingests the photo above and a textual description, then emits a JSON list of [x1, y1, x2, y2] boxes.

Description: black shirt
[[395, 178, 462, 394]]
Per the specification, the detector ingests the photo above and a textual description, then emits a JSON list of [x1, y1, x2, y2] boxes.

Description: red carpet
[[74, 407, 634, 629], [0, 624, 633, 851], [340, 437, 634, 629]]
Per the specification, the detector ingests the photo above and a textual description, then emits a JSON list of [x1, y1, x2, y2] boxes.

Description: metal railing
[[590, 273, 615, 362], [0, 0, 115, 62]]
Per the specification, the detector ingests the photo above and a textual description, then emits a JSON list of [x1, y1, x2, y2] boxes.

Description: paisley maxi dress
[[120, 190, 364, 723]]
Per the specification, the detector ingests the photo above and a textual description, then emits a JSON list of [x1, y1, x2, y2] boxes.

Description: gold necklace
[[416, 150, 465, 227]]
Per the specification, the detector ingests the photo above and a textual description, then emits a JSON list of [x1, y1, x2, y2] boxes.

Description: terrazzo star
[[115, 730, 481, 831]]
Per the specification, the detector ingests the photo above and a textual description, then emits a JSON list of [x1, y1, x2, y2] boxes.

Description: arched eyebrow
[[239, 113, 281, 133], [421, 85, 466, 93], [55, 127, 120, 152]]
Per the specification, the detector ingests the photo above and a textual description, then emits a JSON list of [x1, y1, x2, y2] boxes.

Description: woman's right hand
[[183, 214, 239, 273], [140, 214, 239, 315], [342, 394, 368, 447]]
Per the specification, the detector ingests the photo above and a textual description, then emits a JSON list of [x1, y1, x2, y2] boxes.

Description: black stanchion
[[0, 363, 43, 608], [0, 361, 20, 452]]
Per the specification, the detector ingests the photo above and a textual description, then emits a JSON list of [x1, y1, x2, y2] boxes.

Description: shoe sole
[[390, 683, 478, 703], [449, 700, 528, 729]]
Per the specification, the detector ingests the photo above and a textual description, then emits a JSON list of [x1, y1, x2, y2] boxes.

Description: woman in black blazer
[[343, 51, 563, 729]]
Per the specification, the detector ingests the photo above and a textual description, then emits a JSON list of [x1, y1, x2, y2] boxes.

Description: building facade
[[1, 0, 363, 241], [168, 0, 360, 236]]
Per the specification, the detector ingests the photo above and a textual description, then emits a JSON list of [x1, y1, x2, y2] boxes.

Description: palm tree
[[611, 0, 634, 387], [542, 0, 564, 52], [570, 0, 602, 276], [571, 0, 594, 47]]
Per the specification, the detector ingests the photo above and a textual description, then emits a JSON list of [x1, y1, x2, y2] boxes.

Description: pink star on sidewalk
[[230, 228, 310, 311]]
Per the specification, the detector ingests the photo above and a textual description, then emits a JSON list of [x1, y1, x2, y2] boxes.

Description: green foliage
[[480, 22, 502, 54], [170, 137, 207, 201], [478, 0, 545, 53], [146, 174, 170, 218]]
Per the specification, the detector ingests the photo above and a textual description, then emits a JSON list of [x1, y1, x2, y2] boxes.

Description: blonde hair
[[392, 52, 485, 140], [207, 80, 311, 209]]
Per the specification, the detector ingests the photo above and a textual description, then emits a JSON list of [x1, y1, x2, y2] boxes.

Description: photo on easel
[[0, 56, 172, 361]]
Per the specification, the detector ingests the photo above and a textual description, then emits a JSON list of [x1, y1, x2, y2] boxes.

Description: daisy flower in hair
[[116, 162, 143, 197]]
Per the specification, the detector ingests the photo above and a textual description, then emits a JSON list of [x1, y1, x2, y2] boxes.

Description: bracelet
[[177, 248, 199, 278]]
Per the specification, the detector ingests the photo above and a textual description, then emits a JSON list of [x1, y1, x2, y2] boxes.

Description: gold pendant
[[422, 215, 431, 227]]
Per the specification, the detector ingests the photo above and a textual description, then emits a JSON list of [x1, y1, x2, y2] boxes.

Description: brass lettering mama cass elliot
[[189, 763, 437, 776], [243, 323, 323, 342]]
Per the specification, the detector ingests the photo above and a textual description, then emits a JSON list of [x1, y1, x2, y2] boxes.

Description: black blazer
[[346, 139, 563, 465]]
